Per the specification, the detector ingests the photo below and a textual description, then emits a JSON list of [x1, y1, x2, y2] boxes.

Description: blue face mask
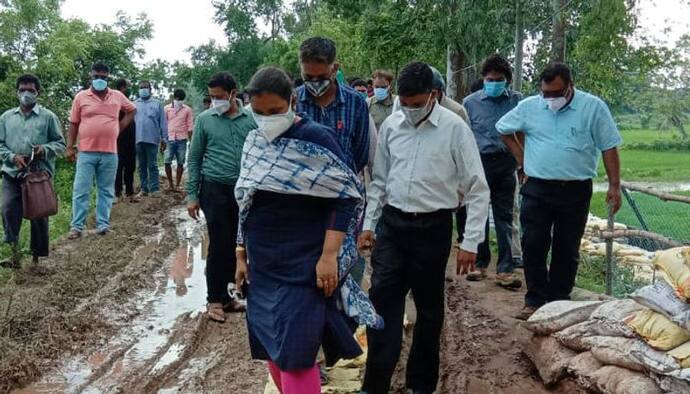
[[374, 88, 389, 101], [484, 81, 507, 98], [139, 88, 151, 99], [92, 78, 108, 92]]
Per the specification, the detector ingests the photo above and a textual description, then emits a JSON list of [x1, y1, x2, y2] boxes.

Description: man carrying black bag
[[0, 74, 66, 268]]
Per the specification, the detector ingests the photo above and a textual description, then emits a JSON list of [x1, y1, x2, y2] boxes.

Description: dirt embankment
[[3, 193, 584, 394]]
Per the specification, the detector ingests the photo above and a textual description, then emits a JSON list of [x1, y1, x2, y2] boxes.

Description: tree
[[551, 0, 567, 62]]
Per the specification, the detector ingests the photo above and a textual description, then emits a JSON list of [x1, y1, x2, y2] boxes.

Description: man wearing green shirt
[[0, 74, 66, 268], [186, 71, 256, 323]]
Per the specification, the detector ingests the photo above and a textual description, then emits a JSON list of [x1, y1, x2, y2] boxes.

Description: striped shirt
[[296, 83, 370, 174]]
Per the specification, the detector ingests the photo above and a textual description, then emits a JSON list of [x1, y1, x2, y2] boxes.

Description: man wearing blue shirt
[[460, 54, 523, 289], [497, 63, 622, 320], [296, 37, 370, 174], [135, 80, 167, 197]]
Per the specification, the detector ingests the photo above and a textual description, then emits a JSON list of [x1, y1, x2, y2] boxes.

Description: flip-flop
[[206, 303, 226, 323]]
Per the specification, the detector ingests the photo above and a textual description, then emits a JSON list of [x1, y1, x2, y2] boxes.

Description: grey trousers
[[1, 175, 49, 257]]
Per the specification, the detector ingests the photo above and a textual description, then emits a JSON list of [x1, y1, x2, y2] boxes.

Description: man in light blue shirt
[[135, 80, 167, 197], [497, 62, 622, 321]]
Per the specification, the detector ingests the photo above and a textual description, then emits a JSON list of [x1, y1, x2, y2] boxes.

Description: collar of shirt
[[298, 82, 346, 107], [135, 97, 157, 104], [212, 98, 248, 120], [85, 88, 114, 101], [12, 105, 41, 116], [541, 88, 581, 112], [372, 94, 395, 106]]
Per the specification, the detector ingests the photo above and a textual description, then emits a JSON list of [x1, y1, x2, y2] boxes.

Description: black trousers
[[363, 206, 452, 394], [520, 178, 592, 308], [199, 180, 239, 304], [1, 175, 49, 257], [456, 152, 517, 273], [115, 142, 136, 197]]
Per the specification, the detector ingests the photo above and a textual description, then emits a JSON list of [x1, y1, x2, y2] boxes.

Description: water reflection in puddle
[[15, 210, 208, 394]]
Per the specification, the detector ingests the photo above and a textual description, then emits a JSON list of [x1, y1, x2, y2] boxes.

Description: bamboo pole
[[597, 229, 683, 248], [621, 181, 690, 205], [605, 203, 614, 296]]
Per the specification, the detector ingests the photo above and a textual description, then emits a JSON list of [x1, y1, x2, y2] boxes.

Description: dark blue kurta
[[243, 117, 362, 370]]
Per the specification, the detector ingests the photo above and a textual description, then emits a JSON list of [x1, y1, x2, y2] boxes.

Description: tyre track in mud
[[11, 202, 266, 394], [1, 195, 183, 393]]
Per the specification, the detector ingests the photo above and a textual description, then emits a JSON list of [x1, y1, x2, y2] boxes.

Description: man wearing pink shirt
[[66, 63, 136, 239], [164, 89, 193, 191]]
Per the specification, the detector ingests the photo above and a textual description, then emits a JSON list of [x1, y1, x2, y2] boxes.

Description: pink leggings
[[267, 361, 321, 394]]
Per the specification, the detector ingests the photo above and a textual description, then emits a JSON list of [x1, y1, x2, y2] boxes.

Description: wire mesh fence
[[581, 182, 690, 298]]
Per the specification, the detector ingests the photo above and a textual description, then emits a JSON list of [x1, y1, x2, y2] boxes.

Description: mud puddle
[[14, 210, 209, 394]]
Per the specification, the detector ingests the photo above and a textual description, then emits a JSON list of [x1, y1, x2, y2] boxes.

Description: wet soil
[[3, 195, 585, 394]]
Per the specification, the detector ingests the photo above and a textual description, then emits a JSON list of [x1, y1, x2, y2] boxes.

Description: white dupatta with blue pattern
[[235, 129, 383, 330]]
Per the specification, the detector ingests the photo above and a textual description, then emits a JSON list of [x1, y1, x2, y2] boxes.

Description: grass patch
[[590, 190, 690, 243], [619, 128, 683, 145], [575, 255, 650, 297], [596, 149, 690, 182]]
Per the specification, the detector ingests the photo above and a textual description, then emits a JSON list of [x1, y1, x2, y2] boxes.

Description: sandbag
[[555, 319, 635, 352], [654, 247, 690, 301], [626, 309, 690, 351], [591, 299, 646, 322], [591, 365, 663, 394], [518, 332, 577, 385], [652, 373, 690, 394], [668, 342, 690, 369], [565, 351, 602, 391], [590, 337, 647, 372], [631, 281, 690, 332], [585, 336, 680, 374], [523, 300, 603, 335]]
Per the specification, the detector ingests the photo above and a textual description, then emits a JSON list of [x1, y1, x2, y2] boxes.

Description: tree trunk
[[551, 0, 567, 62], [446, 45, 458, 100], [514, 0, 524, 92], [449, 49, 470, 100]]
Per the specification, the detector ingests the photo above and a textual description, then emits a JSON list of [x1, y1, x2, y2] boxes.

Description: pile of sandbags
[[520, 249, 690, 394], [579, 215, 657, 284], [585, 215, 628, 236]]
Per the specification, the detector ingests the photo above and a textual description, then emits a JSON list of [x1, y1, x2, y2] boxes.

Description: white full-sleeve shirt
[[363, 103, 490, 253]]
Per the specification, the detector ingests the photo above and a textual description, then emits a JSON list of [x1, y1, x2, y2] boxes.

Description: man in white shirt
[[358, 62, 490, 394]]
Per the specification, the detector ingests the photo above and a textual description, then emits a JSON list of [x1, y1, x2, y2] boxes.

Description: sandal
[[68, 230, 82, 240], [207, 303, 226, 323]]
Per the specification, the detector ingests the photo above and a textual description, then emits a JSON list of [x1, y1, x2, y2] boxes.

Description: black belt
[[480, 151, 512, 159], [528, 177, 592, 187], [384, 205, 452, 219]]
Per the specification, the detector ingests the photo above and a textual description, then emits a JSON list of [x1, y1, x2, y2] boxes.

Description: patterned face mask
[[304, 79, 332, 97]]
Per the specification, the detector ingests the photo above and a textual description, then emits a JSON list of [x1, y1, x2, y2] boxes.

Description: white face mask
[[173, 100, 184, 109], [401, 93, 434, 127], [542, 87, 571, 113], [211, 99, 231, 114], [253, 102, 296, 142]]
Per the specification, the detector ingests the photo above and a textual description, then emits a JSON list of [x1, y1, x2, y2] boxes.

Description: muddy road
[[2, 196, 579, 393]]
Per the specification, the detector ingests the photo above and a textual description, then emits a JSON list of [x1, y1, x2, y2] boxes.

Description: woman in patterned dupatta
[[234, 67, 381, 394]]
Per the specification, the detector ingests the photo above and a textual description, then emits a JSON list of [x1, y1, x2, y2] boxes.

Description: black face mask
[[303, 78, 332, 97]]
